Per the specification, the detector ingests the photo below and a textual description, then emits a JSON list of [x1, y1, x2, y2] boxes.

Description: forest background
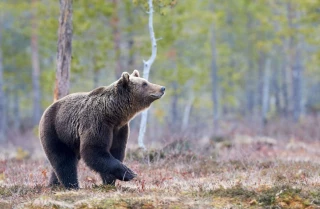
[[1, 0, 320, 208], [0, 0, 320, 146]]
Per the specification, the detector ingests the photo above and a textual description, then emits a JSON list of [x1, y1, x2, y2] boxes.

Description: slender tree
[[170, 63, 178, 131], [281, 39, 289, 116], [138, 0, 159, 149], [93, 55, 100, 88], [111, 0, 123, 78], [31, 0, 41, 125], [181, 85, 194, 131], [54, 0, 73, 101], [245, 12, 255, 117], [286, 1, 304, 122], [211, 22, 219, 132], [124, 0, 136, 70], [262, 58, 271, 126], [0, 14, 5, 142], [13, 90, 20, 130], [292, 40, 304, 122]]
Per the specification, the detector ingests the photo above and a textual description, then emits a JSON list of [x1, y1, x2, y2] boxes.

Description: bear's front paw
[[113, 164, 137, 181]]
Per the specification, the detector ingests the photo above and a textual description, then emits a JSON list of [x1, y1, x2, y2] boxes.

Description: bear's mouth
[[150, 93, 164, 99]]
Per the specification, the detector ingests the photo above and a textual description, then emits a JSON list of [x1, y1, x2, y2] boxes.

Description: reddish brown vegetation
[[0, 118, 320, 208]]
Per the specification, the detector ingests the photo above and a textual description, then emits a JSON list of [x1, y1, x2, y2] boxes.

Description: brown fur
[[39, 70, 165, 189]]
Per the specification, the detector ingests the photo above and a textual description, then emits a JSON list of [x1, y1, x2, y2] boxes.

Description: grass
[[1, 135, 320, 208]]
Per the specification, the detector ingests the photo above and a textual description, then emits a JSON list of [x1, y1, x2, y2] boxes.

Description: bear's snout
[[160, 86, 166, 93]]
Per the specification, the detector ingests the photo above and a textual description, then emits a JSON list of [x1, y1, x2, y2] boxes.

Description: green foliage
[[133, 0, 178, 15], [1, 0, 320, 129]]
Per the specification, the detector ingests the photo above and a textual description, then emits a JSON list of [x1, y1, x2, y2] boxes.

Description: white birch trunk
[[138, 0, 158, 149], [181, 95, 194, 131]]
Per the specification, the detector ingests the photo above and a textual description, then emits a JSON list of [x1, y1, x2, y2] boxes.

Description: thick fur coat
[[39, 70, 165, 189]]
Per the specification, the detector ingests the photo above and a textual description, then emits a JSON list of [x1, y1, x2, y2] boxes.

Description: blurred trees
[[54, 0, 73, 101], [31, 0, 41, 125], [0, 13, 5, 142], [0, 0, 319, 143]]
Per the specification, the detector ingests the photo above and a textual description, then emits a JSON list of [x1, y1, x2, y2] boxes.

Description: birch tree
[[54, 0, 72, 101], [138, 0, 158, 149]]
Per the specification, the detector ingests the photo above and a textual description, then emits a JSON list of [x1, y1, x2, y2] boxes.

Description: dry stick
[[138, 0, 159, 149]]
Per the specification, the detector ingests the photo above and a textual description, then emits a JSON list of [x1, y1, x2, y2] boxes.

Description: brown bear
[[39, 70, 165, 189]]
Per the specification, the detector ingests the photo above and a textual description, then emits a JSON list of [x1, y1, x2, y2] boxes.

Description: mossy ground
[[1, 138, 320, 208]]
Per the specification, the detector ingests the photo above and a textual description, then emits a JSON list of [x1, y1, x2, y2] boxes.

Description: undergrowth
[[1, 136, 320, 208]]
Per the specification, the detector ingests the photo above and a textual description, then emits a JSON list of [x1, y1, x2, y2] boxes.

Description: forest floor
[[1, 133, 320, 209]]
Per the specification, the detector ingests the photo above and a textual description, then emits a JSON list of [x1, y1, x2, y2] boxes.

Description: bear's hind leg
[[42, 137, 79, 189], [52, 151, 79, 189]]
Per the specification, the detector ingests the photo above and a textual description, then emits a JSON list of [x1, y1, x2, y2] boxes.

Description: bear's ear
[[131, 69, 140, 77], [120, 72, 130, 86]]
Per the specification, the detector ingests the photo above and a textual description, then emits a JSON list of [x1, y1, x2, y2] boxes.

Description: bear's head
[[117, 70, 165, 110]]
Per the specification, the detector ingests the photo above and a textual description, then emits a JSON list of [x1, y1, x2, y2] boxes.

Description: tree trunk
[[292, 8, 304, 122], [111, 0, 123, 78], [257, 52, 265, 111], [272, 57, 281, 115], [170, 81, 178, 131], [170, 55, 178, 132], [127, 39, 134, 69], [245, 12, 255, 117], [92, 55, 100, 88], [125, 1, 135, 70], [138, 0, 158, 149], [0, 17, 6, 142], [211, 23, 219, 133], [93, 69, 100, 88], [292, 41, 303, 122], [286, 2, 295, 119], [54, 0, 73, 101], [245, 69, 255, 116], [226, 10, 235, 115], [281, 41, 289, 116], [13, 90, 20, 130], [31, 0, 41, 125], [262, 58, 271, 126], [181, 94, 194, 131]]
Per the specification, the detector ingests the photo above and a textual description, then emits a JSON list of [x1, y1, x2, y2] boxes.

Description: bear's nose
[[161, 86, 166, 92]]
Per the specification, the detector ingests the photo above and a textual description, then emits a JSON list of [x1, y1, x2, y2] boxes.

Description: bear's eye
[[142, 82, 148, 87]]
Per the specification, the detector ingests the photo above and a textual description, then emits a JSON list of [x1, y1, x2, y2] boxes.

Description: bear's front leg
[[111, 124, 129, 163], [103, 124, 130, 185], [80, 128, 136, 183], [48, 170, 60, 187]]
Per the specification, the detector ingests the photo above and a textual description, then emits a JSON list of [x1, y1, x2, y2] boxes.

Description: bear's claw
[[113, 164, 137, 181], [122, 169, 137, 181]]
